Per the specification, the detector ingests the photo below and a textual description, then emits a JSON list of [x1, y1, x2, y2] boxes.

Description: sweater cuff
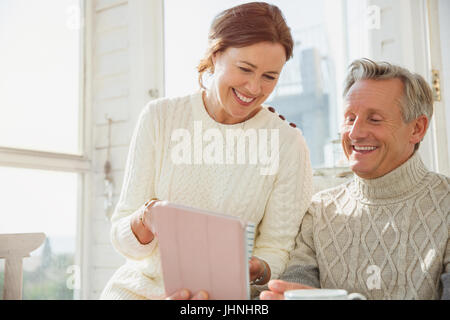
[[111, 214, 157, 260], [441, 273, 450, 300], [280, 264, 320, 288]]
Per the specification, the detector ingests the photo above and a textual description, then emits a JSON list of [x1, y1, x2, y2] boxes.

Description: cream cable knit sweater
[[100, 91, 313, 299], [281, 152, 450, 299]]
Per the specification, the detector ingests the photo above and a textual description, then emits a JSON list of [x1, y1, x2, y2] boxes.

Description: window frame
[[0, 0, 91, 300]]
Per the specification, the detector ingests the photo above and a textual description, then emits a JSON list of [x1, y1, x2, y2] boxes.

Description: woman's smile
[[232, 88, 256, 106]]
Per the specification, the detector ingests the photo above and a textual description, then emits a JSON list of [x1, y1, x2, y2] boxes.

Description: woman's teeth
[[234, 89, 255, 103]]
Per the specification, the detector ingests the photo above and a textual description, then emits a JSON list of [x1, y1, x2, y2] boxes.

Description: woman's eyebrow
[[238, 60, 280, 75]]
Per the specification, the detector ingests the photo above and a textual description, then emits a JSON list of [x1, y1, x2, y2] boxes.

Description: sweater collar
[[349, 151, 429, 203]]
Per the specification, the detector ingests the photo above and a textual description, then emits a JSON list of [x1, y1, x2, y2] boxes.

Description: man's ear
[[409, 115, 428, 145]]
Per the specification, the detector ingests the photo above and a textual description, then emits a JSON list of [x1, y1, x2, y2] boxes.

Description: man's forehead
[[344, 78, 404, 110]]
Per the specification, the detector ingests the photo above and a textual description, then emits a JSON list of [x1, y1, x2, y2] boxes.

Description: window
[[0, 0, 87, 299], [164, 0, 367, 168], [0, 0, 82, 154], [0, 167, 78, 299]]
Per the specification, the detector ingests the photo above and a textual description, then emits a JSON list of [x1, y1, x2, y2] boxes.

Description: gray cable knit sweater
[[280, 152, 450, 299]]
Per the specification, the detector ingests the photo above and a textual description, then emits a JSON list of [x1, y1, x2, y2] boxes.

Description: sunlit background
[[1, 0, 449, 300], [0, 0, 81, 299]]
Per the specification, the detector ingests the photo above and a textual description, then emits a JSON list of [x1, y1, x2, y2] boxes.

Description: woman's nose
[[245, 76, 262, 96]]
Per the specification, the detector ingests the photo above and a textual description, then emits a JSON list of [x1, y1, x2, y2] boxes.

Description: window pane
[[164, 0, 365, 168], [0, 0, 82, 154], [0, 166, 78, 299]]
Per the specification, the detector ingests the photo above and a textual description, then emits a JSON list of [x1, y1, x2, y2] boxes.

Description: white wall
[[85, 0, 163, 299], [438, 0, 450, 165]]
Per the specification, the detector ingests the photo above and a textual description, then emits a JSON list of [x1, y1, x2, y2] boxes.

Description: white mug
[[284, 289, 366, 300]]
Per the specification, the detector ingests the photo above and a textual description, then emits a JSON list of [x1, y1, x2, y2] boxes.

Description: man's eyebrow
[[238, 60, 280, 75]]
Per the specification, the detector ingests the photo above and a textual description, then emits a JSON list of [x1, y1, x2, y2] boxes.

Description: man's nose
[[348, 117, 368, 140]]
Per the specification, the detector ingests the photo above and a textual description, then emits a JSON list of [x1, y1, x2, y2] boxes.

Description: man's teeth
[[234, 89, 254, 103], [354, 146, 377, 151]]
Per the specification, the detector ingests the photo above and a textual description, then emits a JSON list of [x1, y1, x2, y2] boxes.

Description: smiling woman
[[100, 2, 313, 300], [203, 42, 286, 124]]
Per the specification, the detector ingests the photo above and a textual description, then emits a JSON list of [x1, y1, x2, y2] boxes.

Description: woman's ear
[[409, 115, 428, 145], [211, 51, 219, 67]]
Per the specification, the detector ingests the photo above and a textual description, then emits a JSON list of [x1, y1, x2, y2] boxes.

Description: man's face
[[341, 79, 418, 179]]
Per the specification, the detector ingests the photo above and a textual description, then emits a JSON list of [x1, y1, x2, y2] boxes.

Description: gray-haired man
[[261, 59, 449, 300]]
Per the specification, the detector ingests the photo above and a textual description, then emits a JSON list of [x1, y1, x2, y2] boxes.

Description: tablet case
[[152, 202, 250, 300]]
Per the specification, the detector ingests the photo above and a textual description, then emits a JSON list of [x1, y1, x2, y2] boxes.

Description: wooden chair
[[0, 233, 46, 300]]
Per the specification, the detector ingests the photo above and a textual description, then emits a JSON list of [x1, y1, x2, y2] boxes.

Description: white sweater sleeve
[[109, 102, 160, 260], [253, 130, 313, 278]]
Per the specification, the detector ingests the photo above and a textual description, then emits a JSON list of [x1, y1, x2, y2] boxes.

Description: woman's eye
[[239, 67, 251, 73], [264, 75, 276, 80]]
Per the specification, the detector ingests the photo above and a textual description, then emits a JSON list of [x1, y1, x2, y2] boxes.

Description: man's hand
[[165, 289, 209, 300], [259, 280, 314, 300]]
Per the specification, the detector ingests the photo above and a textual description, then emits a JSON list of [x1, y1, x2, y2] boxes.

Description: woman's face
[[208, 41, 286, 124]]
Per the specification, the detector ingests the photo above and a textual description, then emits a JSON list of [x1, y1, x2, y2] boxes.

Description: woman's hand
[[130, 199, 161, 245], [249, 256, 271, 285], [166, 289, 209, 300]]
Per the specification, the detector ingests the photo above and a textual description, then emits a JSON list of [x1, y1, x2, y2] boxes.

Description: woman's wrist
[[131, 198, 159, 245], [251, 257, 271, 285]]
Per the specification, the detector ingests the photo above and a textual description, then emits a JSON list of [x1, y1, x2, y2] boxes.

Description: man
[[260, 58, 449, 300], [168, 58, 449, 300]]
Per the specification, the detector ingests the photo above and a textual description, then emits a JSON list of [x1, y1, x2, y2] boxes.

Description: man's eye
[[264, 74, 276, 80], [370, 118, 381, 122]]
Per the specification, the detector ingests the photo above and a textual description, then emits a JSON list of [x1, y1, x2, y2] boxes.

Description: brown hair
[[197, 2, 294, 88]]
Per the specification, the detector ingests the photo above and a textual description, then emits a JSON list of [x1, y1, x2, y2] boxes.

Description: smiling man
[[260, 59, 450, 300], [342, 77, 428, 179]]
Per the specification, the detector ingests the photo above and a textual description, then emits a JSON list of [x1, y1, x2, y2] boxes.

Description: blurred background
[[0, 0, 449, 299]]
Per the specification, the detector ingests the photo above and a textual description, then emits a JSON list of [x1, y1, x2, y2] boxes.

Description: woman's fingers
[[166, 289, 209, 300], [191, 290, 209, 300], [166, 289, 190, 300]]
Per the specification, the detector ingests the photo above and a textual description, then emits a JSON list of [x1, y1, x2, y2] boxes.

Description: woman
[[100, 2, 313, 300]]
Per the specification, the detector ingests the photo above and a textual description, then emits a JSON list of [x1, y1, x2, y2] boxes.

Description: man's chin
[[349, 161, 372, 178]]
